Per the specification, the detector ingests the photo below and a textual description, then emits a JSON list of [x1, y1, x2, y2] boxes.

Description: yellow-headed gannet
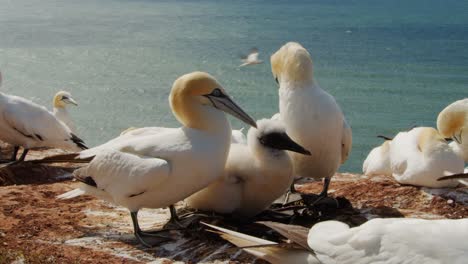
[[57, 72, 257, 247], [239, 47, 263, 67], [0, 88, 86, 162], [362, 140, 392, 177], [186, 118, 310, 217], [205, 218, 468, 264], [271, 42, 352, 202], [52, 91, 78, 133], [390, 127, 463, 188], [437, 98, 468, 162]]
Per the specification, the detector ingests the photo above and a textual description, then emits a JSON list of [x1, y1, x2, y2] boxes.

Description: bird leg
[[130, 211, 173, 247], [11, 146, 19, 161], [301, 178, 339, 208]]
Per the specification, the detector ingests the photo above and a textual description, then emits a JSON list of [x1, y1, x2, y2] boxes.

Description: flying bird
[[239, 48, 263, 67]]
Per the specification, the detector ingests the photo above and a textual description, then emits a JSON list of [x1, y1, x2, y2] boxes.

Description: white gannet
[[0, 90, 87, 162], [239, 47, 263, 67], [205, 218, 468, 264], [57, 72, 257, 247], [362, 140, 392, 177], [389, 127, 463, 188], [120, 126, 247, 145], [271, 42, 352, 202], [437, 98, 468, 162], [186, 118, 310, 217], [52, 91, 78, 133]]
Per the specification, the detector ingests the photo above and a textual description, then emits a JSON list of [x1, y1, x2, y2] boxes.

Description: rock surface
[[0, 144, 467, 263]]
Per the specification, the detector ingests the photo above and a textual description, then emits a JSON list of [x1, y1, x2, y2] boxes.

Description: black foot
[[301, 193, 339, 208], [134, 231, 173, 248]]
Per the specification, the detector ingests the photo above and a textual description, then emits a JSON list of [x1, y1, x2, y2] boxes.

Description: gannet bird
[[390, 127, 463, 188], [271, 42, 352, 201], [437, 98, 468, 162], [186, 119, 310, 216], [52, 91, 78, 133], [57, 72, 257, 247], [205, 218, 468, 264], [0, 90, 87, 162], [120, 126, 247, 145], [239, 48, 263, 67], [362, 140, 392, 177]]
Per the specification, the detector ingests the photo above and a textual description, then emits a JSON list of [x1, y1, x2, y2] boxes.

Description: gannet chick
[[186, 119, 310, 217], [57, 72, 257, 247], [0, 89, 86, 162], [437, 98, 468, 162], [390, 127, 463, 188], [362, 140, 392, 177], [52, 91, 78, 133], [239, 47, 263, 67], [205, 218, 468, 264], [271, 42, 352, 202]]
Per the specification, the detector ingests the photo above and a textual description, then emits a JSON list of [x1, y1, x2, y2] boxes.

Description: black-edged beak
[[453, 129, 463, 144], [205, 91, 257, 128], [260, 132, 311, 155], [62, 97, 78, 106]]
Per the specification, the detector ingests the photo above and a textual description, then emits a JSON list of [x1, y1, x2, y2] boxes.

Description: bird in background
[[204, 217, 468, 264], [0, 72, 87, 164], [52, 91, 78, 133], [271, 42, 352, 204], [239, 47, 263, 67], [186, 118, 310, 217], [57, 72, 257, 247], [437, 98, 468, 162], [362, 138, 392, 177], [390, 127, 463, 188]]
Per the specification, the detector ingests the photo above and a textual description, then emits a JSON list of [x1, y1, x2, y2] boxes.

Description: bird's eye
[[211, 88, 223, 97], [62, 96, 69, 100], [275, 77, 279, 84]]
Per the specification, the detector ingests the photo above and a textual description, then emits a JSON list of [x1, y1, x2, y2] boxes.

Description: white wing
[[74, 149, 170, 210], [308, 218, 468, 264], [3, 94, 84, 150], [341, 119, 352, 164], [246, 52, 259, 63]]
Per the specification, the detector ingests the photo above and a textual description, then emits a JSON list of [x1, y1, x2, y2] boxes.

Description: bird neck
[[53, 106, 68, 115], [174, 100, 231, 135]]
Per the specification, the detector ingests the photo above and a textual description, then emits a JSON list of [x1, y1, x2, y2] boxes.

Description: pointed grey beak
[[63, 97, 78, 106], [453, 129, 463, 144], [205, 94, 257, 128]]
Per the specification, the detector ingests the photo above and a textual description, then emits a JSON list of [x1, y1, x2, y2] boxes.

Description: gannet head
[[271, 42, 314, 86], [417, 127, 446, 154], [437, 99, 467, 144], [170, 72, 257, 130], [247, 118, 311, 156], [53, 91, 78, 108]]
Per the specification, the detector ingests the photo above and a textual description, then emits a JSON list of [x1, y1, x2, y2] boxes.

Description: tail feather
[[438, 172, 468, 181], [202, 222, 315, 264], [71, 133, 88, 150], [30, 153, 93, 164], [258, 221, 311, 251], [57, 188, 85, 200]]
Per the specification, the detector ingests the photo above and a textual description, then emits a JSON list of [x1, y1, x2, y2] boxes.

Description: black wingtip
[[377, 135, 393, 141], [75, 175, 97, 187], [70, 133, 88, 150], [437, 172, 468, 181]]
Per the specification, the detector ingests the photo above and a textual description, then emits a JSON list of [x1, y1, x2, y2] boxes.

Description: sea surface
[[0, 0, 467, 172]]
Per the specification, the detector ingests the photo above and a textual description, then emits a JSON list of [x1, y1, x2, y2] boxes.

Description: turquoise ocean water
[[0, 0, 467, 172]]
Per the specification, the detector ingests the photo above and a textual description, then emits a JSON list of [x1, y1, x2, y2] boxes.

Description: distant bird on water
[[239, 47, 263, 67], [271, 42, 352, 203], [0, 73, 87, 163], [52, 91, 78, 133]]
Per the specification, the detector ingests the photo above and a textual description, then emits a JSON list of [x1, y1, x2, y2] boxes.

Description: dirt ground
[[1, 145, 467, 263]]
